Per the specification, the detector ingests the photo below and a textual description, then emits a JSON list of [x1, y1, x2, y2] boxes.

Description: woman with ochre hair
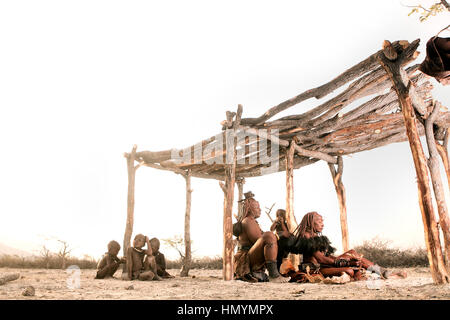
[[290, 211, 406, 280], [234, 192, 288, 283]]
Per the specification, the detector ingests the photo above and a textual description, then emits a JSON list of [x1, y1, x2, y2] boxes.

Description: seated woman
[[290, 211, 405, 280], [234, 192, 288, 283]]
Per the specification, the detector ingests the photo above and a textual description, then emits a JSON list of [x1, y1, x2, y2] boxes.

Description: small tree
[[40, 245, 53, 269], [162, 235, 194, 276], [57, 240, 72, 269], [162, 236, 185, 259]]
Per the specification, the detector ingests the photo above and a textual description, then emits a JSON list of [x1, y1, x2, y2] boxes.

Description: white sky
[[0, 1, 449, 260]]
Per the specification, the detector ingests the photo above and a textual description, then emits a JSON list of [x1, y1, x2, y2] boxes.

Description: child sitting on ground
[[95, 240, 126, 279], [150, 238, 175, 279], [123, 234, 162, 281]]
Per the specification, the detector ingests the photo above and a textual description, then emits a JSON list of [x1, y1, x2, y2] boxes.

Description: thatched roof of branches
[[130, 39, 450, 180]]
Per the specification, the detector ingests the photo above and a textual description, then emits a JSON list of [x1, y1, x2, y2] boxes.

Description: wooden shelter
[[123, 39, 450, 284]]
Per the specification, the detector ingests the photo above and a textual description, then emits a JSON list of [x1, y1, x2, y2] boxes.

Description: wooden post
[[231, 177, 245, 254], [438, 132, 450, 268], [436, 130, 450, 191], [425, 102, 450, 267], [181, 170, 193, 277], [237, 178, 245, 219], [221, 165, 236, 281], [123, 145, 138, 257], [286, 141, 299, 266], [436, 131, 450, 266], [220, 105, 242, 280], [378, 44, 449, 284], [328, 156, 349, 252]]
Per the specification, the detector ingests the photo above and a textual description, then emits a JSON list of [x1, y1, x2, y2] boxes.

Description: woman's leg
[[248, 232, 278, 268], [320, 267, 354, 278], [248, 232, 288, 282], [339, 249, 374, 269]]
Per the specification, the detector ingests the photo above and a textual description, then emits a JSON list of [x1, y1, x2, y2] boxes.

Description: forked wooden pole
[[285, 141, 297, 232], [436, 130, 450, 191], [425, 102, 450, 267], [378, 42, 449, 284], [328, 156, 349, 252], [123, 145, 138, 258], [222, 166, 235, 281], [181, 170, 192, 277], [435, 134, 450, 266], [237, 178, 245, 219], [220, 105, 242, 280], [286, 141, 299, 266]]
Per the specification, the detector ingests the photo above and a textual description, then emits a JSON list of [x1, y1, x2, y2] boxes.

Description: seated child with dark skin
[[270, 209, 292, 270], [150, 238, 175, 279], [124, 234, 162, 281], [270, 209, 290, 238], [95, 240, 126, 279]]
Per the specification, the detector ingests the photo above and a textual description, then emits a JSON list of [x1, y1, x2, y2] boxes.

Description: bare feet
[[269, 275, 290, 283], [121, 273, 131, 281], [153, 275, 163, 281], [389, 270, 408, 279], [162, 271, 175, 279], [397, 270, 407, 278]]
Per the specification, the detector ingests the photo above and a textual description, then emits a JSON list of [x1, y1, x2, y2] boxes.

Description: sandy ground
[[0, 267, 449, 300]]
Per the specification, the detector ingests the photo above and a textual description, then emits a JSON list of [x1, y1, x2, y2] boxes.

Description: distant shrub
[[0, 238, 431, 270], [353, 238, 429, 267], [166, 256, 223, 270], [0, 253, 223, 270], [0, 254, 98, 269]]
